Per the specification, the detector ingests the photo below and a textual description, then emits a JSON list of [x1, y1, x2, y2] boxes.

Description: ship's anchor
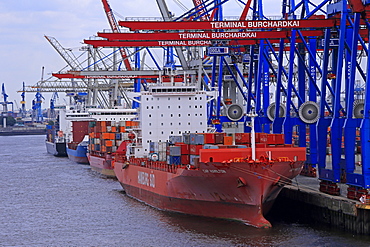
[[237, 177, 247, 188]]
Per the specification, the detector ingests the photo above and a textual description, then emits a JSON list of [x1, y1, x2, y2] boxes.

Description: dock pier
[[272, 175, 370, 235]]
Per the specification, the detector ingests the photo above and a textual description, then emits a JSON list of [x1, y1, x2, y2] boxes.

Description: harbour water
[[1, 135, 369, 247]]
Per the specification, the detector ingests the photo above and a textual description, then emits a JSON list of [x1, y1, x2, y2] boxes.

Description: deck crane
[[101, 0, 132, 71]]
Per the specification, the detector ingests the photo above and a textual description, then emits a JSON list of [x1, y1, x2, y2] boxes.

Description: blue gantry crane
[[1, 83, 14, 116], [72, 0, 370, 200]]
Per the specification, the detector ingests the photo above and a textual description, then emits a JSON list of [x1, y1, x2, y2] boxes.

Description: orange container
[[120, 126, 126, 132], [111, 126, 116, 133], [106, 140, 113, 147], [101, 126, 107, 132], [126, 121, 132, 127], [109, 133, 115, 139], [223, 136, 233, 145], [102, 133, 110, 139], [101, 121, 106, 127]]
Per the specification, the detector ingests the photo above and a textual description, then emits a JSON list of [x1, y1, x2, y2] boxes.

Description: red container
[[235, 133, 251, 144], [176, 143, 189, 155], [214, 133, 225, 144], [181, 154, 190, 165], [256, 143, 267, 148], [203, 133, 216, 144], [190, 144, 203, 155], [266, 134, 275, 145], [274, 134, 285, 145], [255, 133, 268, 143]]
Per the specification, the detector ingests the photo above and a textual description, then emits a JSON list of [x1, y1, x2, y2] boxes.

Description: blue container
[[149, 142, 156, 152], [189, 133, 204, 145], [115, 133, 121, 140], [362, 0, 370, 5], [189, 133, 197, 145], [169, 146, 181, 156], [168, 155, 181, 165], [203, 144, 219, 149], [183, 133, 190, 144], [195, 134, 204, 145], [169, 135, 182, 144]]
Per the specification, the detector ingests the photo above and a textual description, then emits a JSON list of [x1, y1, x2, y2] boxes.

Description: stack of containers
[[189, 133, 204, 166], [167, 146, 181, 165], [88, 120, 136, 154], [167, 136, 182, 165], [148, 141, 168, 161]]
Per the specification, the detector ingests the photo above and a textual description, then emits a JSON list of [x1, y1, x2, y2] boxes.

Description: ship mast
[[247, 112, 257, 161]]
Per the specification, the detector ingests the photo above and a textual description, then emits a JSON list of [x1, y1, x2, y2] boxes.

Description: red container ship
[[87, 108, 137, 178], [112, 85, 306, 228]]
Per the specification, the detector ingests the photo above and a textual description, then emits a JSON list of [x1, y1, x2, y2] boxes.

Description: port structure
[[29, 0, 370, 199], [1, 83, 14, 117]]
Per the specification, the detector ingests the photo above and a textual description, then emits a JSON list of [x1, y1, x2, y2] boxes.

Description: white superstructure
[[133, 85, 209, 157]]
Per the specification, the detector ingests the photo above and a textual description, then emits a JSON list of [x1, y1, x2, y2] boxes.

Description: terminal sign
[[208, 47, 229, 56]]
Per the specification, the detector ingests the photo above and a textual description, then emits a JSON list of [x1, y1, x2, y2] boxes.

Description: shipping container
[[203, 144, 219, 149], [224, 136, 233, 145], [235, 133, 251, 144], [169, 135, 182, 145], [175, 143, 189, 155], [190, 144, 203, 155], [181, 154, 190, 165], [183, 133, 190, 144], [190, 155, 200, 166], [203, 133, 216, 144], [169, 146, 181, 156], [167, 155, 181, 165], [214, 133, 225, 144]]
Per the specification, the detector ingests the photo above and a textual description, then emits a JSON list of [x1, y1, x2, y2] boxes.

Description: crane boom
[[45, 35, 82, 70], [191, 0, 209, 21], [101, 0, 132, 71]]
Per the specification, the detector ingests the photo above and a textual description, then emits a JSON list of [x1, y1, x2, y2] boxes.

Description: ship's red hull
[[87, 153, 115, 178], [114, 159, 304, 228]]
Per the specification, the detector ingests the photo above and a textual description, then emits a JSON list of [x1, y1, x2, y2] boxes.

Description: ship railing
[[129, 157, 180, 174]]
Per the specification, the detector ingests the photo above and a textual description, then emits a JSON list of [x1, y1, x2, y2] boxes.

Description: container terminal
[[13, 0, 370, 234]]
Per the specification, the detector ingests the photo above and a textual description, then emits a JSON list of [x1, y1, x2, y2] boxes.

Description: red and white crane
[[101, 0, 132, 71]]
